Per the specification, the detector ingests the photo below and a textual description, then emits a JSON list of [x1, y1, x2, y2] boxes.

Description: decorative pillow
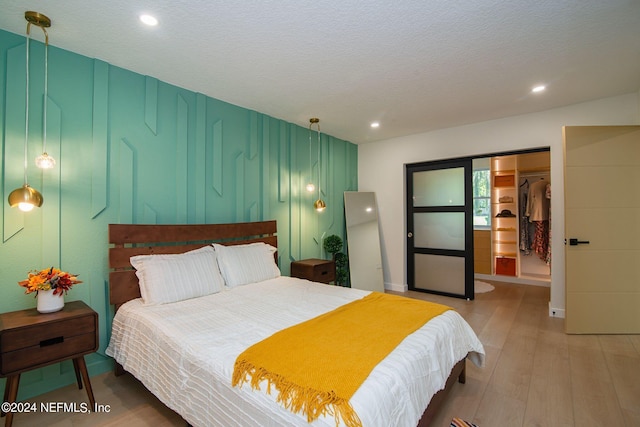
[[212, 242, 280, 288], [130, 246, 224, 305]]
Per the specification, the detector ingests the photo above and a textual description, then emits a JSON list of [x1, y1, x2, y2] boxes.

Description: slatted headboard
[[108, 220, 277, 310]]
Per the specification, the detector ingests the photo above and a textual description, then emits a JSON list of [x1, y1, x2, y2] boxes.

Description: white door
[[564, 125, 640, 333]]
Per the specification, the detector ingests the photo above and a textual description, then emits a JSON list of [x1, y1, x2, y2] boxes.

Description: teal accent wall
[[0, 29, 357, 399]]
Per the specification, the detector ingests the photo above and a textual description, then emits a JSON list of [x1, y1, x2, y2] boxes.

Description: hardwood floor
[[10, 281, 640, 426], [421, 281, 640, 427]]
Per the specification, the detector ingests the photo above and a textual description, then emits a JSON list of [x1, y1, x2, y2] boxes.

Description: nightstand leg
[[2, 374, 20, 427], [74, 357, 95, 409], [72, 358, 83, 390], [2, 379, 8, 414]]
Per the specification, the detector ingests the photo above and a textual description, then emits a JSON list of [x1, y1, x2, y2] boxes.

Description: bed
[[106, 220, 484, 427]]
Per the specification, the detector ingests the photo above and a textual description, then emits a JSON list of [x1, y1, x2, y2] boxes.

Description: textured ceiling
[[0, 1, 638, 144]]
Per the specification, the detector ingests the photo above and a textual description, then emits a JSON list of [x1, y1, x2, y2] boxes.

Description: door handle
[[569, 238, 590, 246]]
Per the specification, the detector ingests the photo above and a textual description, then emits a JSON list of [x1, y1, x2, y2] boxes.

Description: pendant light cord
[[24, 24, 31, 185], [42, 29, 48, 155], [308, 122, 313, 186], [316, 123, 321, 199]]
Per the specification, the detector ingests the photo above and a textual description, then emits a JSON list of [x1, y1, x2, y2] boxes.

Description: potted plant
[[323, 235, 349, 287], [19, 267, 82, 313]]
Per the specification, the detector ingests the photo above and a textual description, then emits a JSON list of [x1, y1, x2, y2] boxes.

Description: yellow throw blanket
[[232, 292, 451, 426]]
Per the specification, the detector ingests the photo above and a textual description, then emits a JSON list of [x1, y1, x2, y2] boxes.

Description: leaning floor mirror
[[344, 191, 385, 292]]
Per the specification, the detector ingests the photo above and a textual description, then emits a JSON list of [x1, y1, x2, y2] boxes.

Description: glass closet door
[[406, 159, 474, 299]]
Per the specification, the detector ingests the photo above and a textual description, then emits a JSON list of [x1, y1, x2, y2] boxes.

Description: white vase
[[37, 289, 65, 313]]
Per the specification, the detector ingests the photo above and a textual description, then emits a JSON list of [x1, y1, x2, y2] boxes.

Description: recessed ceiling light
[[370, 122, 380, 128], [531, 85, 546, 93], [140, 14, 158, 26]]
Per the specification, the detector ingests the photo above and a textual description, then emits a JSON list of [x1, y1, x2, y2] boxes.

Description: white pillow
[[212, 242, 280, 288], [130, 246, 224, 305]]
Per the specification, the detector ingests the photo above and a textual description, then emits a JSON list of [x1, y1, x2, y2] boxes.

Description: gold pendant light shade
[[314, 199, 326, 212], [8, 184, 44, 212]]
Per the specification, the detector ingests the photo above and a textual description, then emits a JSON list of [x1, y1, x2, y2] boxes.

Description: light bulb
[[18, 202, 35, 212], [306, 183, 315, 192], [35, 153, 56, 169]]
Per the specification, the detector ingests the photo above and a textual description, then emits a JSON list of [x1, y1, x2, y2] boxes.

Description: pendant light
[[305, 118, 318, 193], [30, 12, 56, 169], [314, 198, 326, 211], [7, 11, 50, 212], [309, 118, 326, 212]]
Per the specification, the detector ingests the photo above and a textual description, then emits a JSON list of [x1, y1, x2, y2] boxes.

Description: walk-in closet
[[474, 150, 551, 286]]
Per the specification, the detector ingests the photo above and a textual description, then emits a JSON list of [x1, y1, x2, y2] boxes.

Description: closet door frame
[[405, 148, 550, 299], [406, 157, 474, 300]]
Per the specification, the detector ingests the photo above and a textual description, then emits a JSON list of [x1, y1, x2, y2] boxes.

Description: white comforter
[[106, 277, 484, 427]]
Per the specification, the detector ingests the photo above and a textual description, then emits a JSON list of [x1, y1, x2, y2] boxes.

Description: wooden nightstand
[[0, 300, 98, 427], [291, 258, 336, 284]]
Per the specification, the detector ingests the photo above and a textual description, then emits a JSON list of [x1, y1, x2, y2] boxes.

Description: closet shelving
[[491, 155, 518, 276]]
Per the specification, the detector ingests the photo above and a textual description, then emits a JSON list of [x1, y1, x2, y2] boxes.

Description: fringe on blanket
[[232, 360, 363, 427]]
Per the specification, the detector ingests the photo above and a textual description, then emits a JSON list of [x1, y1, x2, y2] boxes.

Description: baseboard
[[475, 273, 550, 287], [383, 278, 563, 319], [549, 303, 565, 318], [384, 282, 408, 292]]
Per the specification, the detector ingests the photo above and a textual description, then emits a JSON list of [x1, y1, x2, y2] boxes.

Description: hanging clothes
[[519, 179, 530, 254], [527, 179, 550, 263], [526, 179, 550, 221], [532, 220, 550, 262]]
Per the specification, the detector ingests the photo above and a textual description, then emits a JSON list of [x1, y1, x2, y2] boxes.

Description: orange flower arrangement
[[18, 267, 82, 296]]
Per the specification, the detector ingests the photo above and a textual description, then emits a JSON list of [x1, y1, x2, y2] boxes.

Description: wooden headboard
[[108, 220, 277, 309]]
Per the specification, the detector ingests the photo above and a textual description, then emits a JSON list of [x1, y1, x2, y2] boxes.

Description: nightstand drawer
[[0, 315, 95, 353], [1, 332, 97, 374]]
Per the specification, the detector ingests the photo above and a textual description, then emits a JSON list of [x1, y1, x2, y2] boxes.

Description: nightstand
[[291, 258, 336, 284], [0, 300, 98, 427]]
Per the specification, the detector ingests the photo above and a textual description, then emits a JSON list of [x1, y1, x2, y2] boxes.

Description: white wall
[[358, 93, 639, 316]]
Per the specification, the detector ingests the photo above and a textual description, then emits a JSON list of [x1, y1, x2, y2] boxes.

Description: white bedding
[[106, 276, 484, 427]]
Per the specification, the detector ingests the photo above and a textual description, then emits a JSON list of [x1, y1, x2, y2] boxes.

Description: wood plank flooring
[[10, 281, 640, 426]]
